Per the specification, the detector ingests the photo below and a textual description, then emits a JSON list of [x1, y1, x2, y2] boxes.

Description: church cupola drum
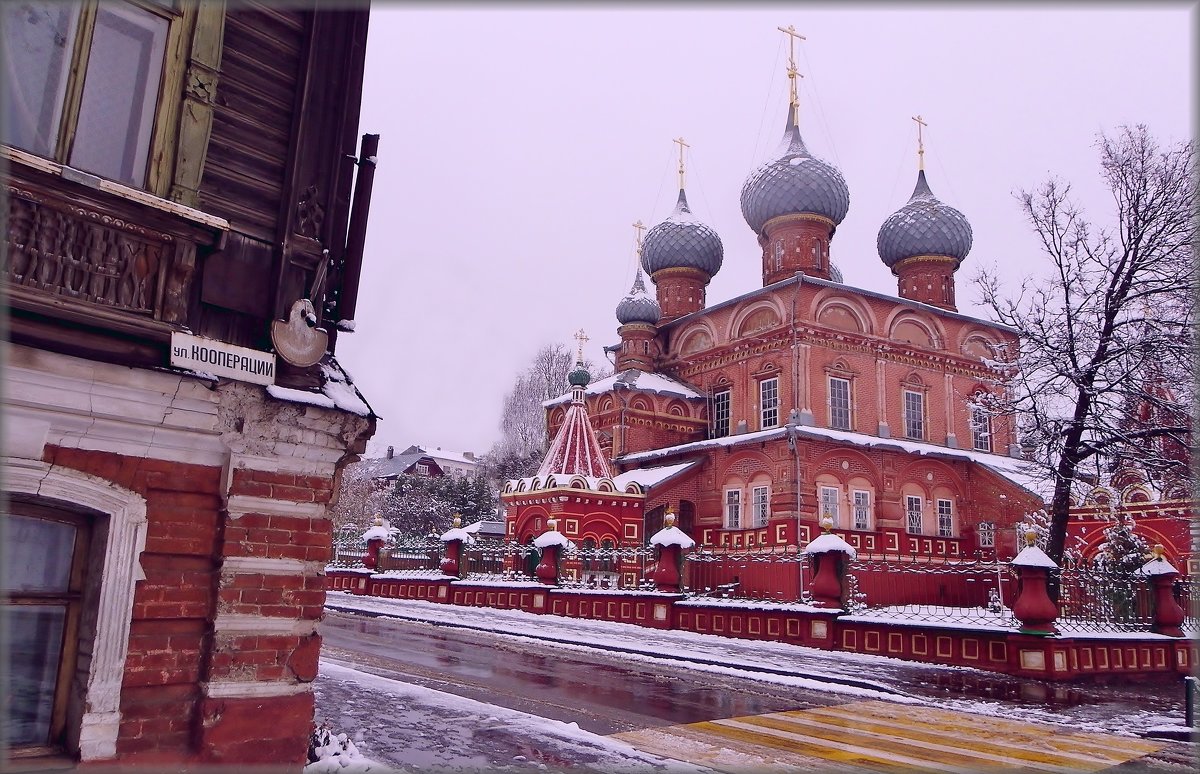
[[740, 27, 850, 286], [876, 116, 972, 311], [641, 138, 724, 323]]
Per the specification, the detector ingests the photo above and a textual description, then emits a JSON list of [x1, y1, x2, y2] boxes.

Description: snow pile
[[439, 526, 475, 544], [305, 722, 381, 773], [802, 532, 857, 559], [1011, 544, 1057, 568], [361, 524, 390, 542], [1140, 555, 1179, 576], [649, 525, 695, 548], [533, 529, 574, 549]]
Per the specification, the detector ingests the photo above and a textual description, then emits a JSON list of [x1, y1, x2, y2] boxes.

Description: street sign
[[170, 332, 276, 385]]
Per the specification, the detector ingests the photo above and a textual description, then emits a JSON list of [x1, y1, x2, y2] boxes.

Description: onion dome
[[877, 170, 973, 268], [615, 270, 661, 325], [740, 113, 850, 234], [568, 360, 590, 387], [640, 189, 724, 277]]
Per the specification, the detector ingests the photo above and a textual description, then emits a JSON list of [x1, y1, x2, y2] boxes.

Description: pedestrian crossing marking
[[610, 699, 1164, 771]]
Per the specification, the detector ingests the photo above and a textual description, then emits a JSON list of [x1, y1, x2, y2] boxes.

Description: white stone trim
[[213, 614, 319, 635], [229, 451, 339, 478], [204, 680, 311, 699], [221, 556, 324, 576], [4, 346, 226, 467], [2, 458, 148, 761], [225, 494, 327, 519]]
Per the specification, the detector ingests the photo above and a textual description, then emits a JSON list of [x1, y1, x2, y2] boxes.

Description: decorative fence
[[330, 532, 1195, 633]]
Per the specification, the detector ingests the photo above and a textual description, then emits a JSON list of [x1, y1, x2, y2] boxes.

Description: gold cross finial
[[673, 136, 689, 189], [912, 114, 927, 171], [778, 25, 806, 125], [574, 328, 589, 361], [633, 219, 646, 256]]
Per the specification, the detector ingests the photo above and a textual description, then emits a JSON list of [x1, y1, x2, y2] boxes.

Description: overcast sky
[[335, 4, 1194, 459]]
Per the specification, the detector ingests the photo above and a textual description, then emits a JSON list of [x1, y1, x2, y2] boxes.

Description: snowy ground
[[312, 592, 1191, 771], [313, 660, 713, 772]]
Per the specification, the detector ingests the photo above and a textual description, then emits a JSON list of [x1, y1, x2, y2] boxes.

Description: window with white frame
[[819, 486, 840, 528], [977, 521, 996, 548], [970, 404, 992, 452], [414, 463, 430, 476], [724, 489, 741, 529], [852, 490, 871, 531], [711, 389, 730, 438], [936, 498, 954, 537], [829, 376, 851, 431], [759, 377, 779, 429], [903, 389, 925, 440], [905, 495, 923, 534], [2, 0, 181, 189], [751, 485, 770, 528]]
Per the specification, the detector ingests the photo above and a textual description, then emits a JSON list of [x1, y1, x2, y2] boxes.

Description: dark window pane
[[71, 2, 167, 186], [0, 1, 80, 156], [3, 605, 66, 745]]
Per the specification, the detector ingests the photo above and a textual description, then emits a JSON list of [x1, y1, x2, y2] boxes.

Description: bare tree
[[490, 343, 611, 471], [328, 460, 389, 531], [975, 125, 1195, 565]]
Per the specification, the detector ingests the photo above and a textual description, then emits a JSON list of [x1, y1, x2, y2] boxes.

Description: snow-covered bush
[[306, 722, 376, 773]]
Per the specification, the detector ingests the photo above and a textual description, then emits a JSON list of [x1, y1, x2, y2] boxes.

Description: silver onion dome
[[740, 114, 850, 234], [640, 189, 724, 277], [615, 270, 661, 325], [877, 170, 973, 268]]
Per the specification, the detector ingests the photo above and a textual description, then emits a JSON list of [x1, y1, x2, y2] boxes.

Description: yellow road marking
[[611, 699, 1163, 771]]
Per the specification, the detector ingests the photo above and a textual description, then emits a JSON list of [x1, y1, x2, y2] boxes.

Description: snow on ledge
[[1140, 557, 1179, 576], [439, 527, 475, 544]]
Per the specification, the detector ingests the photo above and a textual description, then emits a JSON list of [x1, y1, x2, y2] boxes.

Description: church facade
[[505, 83, 1048, 579]]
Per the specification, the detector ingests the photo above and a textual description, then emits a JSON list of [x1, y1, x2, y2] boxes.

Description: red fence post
[[1010, 529, 1059, 636], [534, 518, 572, 586], [361, 515, 389, 570], [440, 513, 472, 579], [802, 516, 856, 609], [650, 511, 695, 594], [1143, 545, 1186, 637]]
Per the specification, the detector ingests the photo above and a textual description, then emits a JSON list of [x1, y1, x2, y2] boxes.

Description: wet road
[[320, 609, 845, 735]]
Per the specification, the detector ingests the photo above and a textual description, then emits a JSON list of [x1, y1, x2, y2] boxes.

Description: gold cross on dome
[[574, 328, 589, 361], [778, 25, 807, 123], [912, 114, 928, 170], [632, 219, 646, 255], [673, 136, 689, 189]]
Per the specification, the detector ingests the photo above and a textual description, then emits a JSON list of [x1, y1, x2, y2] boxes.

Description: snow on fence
[[328, 533, 1195, 633]]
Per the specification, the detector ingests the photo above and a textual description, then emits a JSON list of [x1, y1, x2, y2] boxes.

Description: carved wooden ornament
[[270, 298, 328, 367]]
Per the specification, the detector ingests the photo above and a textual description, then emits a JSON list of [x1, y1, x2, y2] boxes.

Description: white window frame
[[751, 485, 770, 528], [759, 377, 780, 430], [711, 389, 731, 439], [903, 389, 925, 440], [978, 521, 996, 548], [819, 485, 840, 528], [905, 495, 923, 534], [970, 405, 992, 452], [724, 488, 741, 529], [828, 376, 852, 431], [852, 489, 871, 531], [936, 498, 954, 537]]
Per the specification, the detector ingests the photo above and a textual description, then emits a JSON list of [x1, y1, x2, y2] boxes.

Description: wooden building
[[3, 1, 377, 767]]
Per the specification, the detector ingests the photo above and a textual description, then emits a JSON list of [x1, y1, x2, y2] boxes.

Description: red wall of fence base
[[324, 570, 1196, 681]]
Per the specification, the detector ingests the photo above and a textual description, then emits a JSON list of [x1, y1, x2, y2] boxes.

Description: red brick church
[[504, 56, 1055, 584]]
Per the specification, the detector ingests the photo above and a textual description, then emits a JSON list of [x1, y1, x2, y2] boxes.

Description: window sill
[[2, 145, 230, 231]]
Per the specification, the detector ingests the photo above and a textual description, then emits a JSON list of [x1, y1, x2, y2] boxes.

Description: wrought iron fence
[[328, 533, 1197, 634]]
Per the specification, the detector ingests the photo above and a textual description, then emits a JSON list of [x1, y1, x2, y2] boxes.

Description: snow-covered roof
[[543, 368, 703, 407], [612, 461, 700, 491], [649, 525, 696, 549], [537, 397, 612, 479], [406, 445, 480, 467], [619, 423, 1048, 502], [265, 357, 375, 417]]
